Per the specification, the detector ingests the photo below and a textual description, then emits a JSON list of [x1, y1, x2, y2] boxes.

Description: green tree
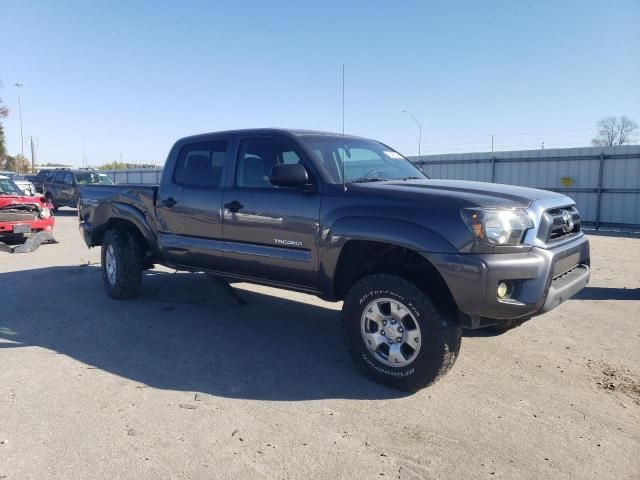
[[98, 161, 128, 170], [39, 162, 71, 167], [15, 154, 31, 173], [3, 154, 31, 173]]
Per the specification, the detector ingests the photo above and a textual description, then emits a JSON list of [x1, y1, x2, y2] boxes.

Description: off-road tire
[[342, 274, 461, 392], [101, 228, 143, 299]]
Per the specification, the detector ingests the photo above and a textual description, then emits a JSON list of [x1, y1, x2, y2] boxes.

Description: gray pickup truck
[[78, 129, 590, 391]]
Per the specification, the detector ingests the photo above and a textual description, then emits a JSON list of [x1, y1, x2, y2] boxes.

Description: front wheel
[[342, 274, 461, 392], [45, 193, 58, 213], [101, 228, 143, 299]]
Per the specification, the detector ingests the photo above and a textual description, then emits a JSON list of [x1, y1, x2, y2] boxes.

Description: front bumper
[[79, 220, 94, 248], [428, 234, 590, 322], [0, 217, 55, 237]]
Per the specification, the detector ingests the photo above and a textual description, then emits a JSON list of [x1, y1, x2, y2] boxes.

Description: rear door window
[[63, 173, 74, 185], [174, 141, 227, 188]]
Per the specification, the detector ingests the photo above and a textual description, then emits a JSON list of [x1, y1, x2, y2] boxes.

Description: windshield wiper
[[401, 176, 422, 181], [349, 177, 389, 183]]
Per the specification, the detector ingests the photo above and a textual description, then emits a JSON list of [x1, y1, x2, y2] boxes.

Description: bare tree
[[0, 95, 9, 166], [592, 116, 638, 146]]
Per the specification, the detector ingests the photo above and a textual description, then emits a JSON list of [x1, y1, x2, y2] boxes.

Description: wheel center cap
[[384, 323, 402, 339]]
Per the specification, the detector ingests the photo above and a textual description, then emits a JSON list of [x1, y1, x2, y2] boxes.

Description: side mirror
[[270, 163, 309, 188]]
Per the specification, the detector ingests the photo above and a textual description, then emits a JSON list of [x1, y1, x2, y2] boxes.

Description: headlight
[[462, 208, 533, 246], [40, 208, 51, 219]]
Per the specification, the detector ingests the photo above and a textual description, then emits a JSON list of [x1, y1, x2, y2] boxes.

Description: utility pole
[[491, 135, 494, 153], [14, 82, 24, 157], [29, 136, 36, 172]]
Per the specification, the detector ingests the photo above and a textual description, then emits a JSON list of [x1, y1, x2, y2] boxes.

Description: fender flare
[[318, 216, 457, 298], [90, 202, 157, 252]]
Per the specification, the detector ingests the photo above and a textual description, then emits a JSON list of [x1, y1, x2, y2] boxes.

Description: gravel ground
[[1, 211, 639, 479]]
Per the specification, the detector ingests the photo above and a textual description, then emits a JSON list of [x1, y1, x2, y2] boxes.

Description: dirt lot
[[1, 211, 639, 479]]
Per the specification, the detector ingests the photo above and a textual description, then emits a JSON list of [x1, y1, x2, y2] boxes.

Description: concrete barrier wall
[[104, 168, 163, 185]]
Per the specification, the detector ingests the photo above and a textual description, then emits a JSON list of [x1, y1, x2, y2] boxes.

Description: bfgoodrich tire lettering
[[101, 228, 143, 299], [342, 274, 461, 391]]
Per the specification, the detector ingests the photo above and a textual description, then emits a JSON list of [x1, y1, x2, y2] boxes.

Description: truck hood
[[0, 194, 49, 209], [349, 178, 570, 208]]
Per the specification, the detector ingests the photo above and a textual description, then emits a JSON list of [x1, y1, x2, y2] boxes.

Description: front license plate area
[[553, 251, 580, 278], [13, 224, 31, 234]]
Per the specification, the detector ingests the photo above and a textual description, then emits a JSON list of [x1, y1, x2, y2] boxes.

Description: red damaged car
[[0, 174, 54, 242]]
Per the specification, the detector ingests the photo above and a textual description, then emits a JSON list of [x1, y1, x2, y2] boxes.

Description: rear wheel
[[101, 228, 143, 299], [342, 274, 461, 392]]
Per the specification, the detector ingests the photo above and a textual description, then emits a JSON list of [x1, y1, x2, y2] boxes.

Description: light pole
[[15, 82, 24, 157], [402, 110, 435, 158]]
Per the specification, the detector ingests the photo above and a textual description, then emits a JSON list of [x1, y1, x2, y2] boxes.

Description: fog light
[[497, 282, 509, 299]]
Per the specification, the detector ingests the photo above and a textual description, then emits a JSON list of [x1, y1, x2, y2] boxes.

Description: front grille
[[0, 212, 38, 222], [537, 206, 581, 244]]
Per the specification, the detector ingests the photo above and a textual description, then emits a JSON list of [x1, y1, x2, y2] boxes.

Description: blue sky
[[1, 0, 639, 166]]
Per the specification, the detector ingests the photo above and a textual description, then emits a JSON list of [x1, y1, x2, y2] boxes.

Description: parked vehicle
[[0, 171, 36, 196], [78, 129, 590, 391], [31, 169, 56, 193], [0, 175, 54, 241], [44, 168, 114, 211]]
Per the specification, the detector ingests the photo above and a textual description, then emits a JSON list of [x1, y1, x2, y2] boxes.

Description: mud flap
[[0, 231, 57, 254]]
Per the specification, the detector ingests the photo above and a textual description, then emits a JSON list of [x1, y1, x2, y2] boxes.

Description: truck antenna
[[341, 64, 346, 190]]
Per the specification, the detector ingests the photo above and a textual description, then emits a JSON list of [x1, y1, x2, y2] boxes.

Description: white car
[[0, 171, 36, 196]]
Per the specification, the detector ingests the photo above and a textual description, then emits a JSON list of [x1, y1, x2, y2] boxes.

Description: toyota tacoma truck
[[78, 129, 590, 391]]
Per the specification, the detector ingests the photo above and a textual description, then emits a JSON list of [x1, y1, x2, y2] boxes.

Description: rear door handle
[[162, 197, 177, 208], [224, 200, 243, 212]]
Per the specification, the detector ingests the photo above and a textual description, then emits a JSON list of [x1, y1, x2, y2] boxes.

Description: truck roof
[[177, 128, 368, 143]]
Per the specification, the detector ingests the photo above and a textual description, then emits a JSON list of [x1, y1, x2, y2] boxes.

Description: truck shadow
[[573, 286, 640, 301], [0, 266, 411, 401], [53, 207, 78, 217]]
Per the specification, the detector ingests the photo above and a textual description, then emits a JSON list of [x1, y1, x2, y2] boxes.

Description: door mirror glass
[[269, 163, 309, 187]]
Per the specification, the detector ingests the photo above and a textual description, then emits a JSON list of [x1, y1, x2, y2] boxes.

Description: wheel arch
[[321, 220, 460, 319], [320, 216, 456, 290], [90, 202, 156, 254]]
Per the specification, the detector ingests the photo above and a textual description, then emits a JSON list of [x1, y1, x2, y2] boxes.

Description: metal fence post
[[491, 156, 496, 183], [595, 152, 605, 230]]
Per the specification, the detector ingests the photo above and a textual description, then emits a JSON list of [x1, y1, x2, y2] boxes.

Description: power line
[[422, 134, 594, 149], [420, 127, 594, 144]]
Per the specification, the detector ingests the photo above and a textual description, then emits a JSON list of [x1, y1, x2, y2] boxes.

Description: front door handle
[[224, 200, 243, 213], [162, 197, 177, 208]]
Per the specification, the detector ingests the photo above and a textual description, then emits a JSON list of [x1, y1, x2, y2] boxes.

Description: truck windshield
[[0, 178, 22, 195], [75, 172, 115, 185], [300, 136, 426, 184]]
